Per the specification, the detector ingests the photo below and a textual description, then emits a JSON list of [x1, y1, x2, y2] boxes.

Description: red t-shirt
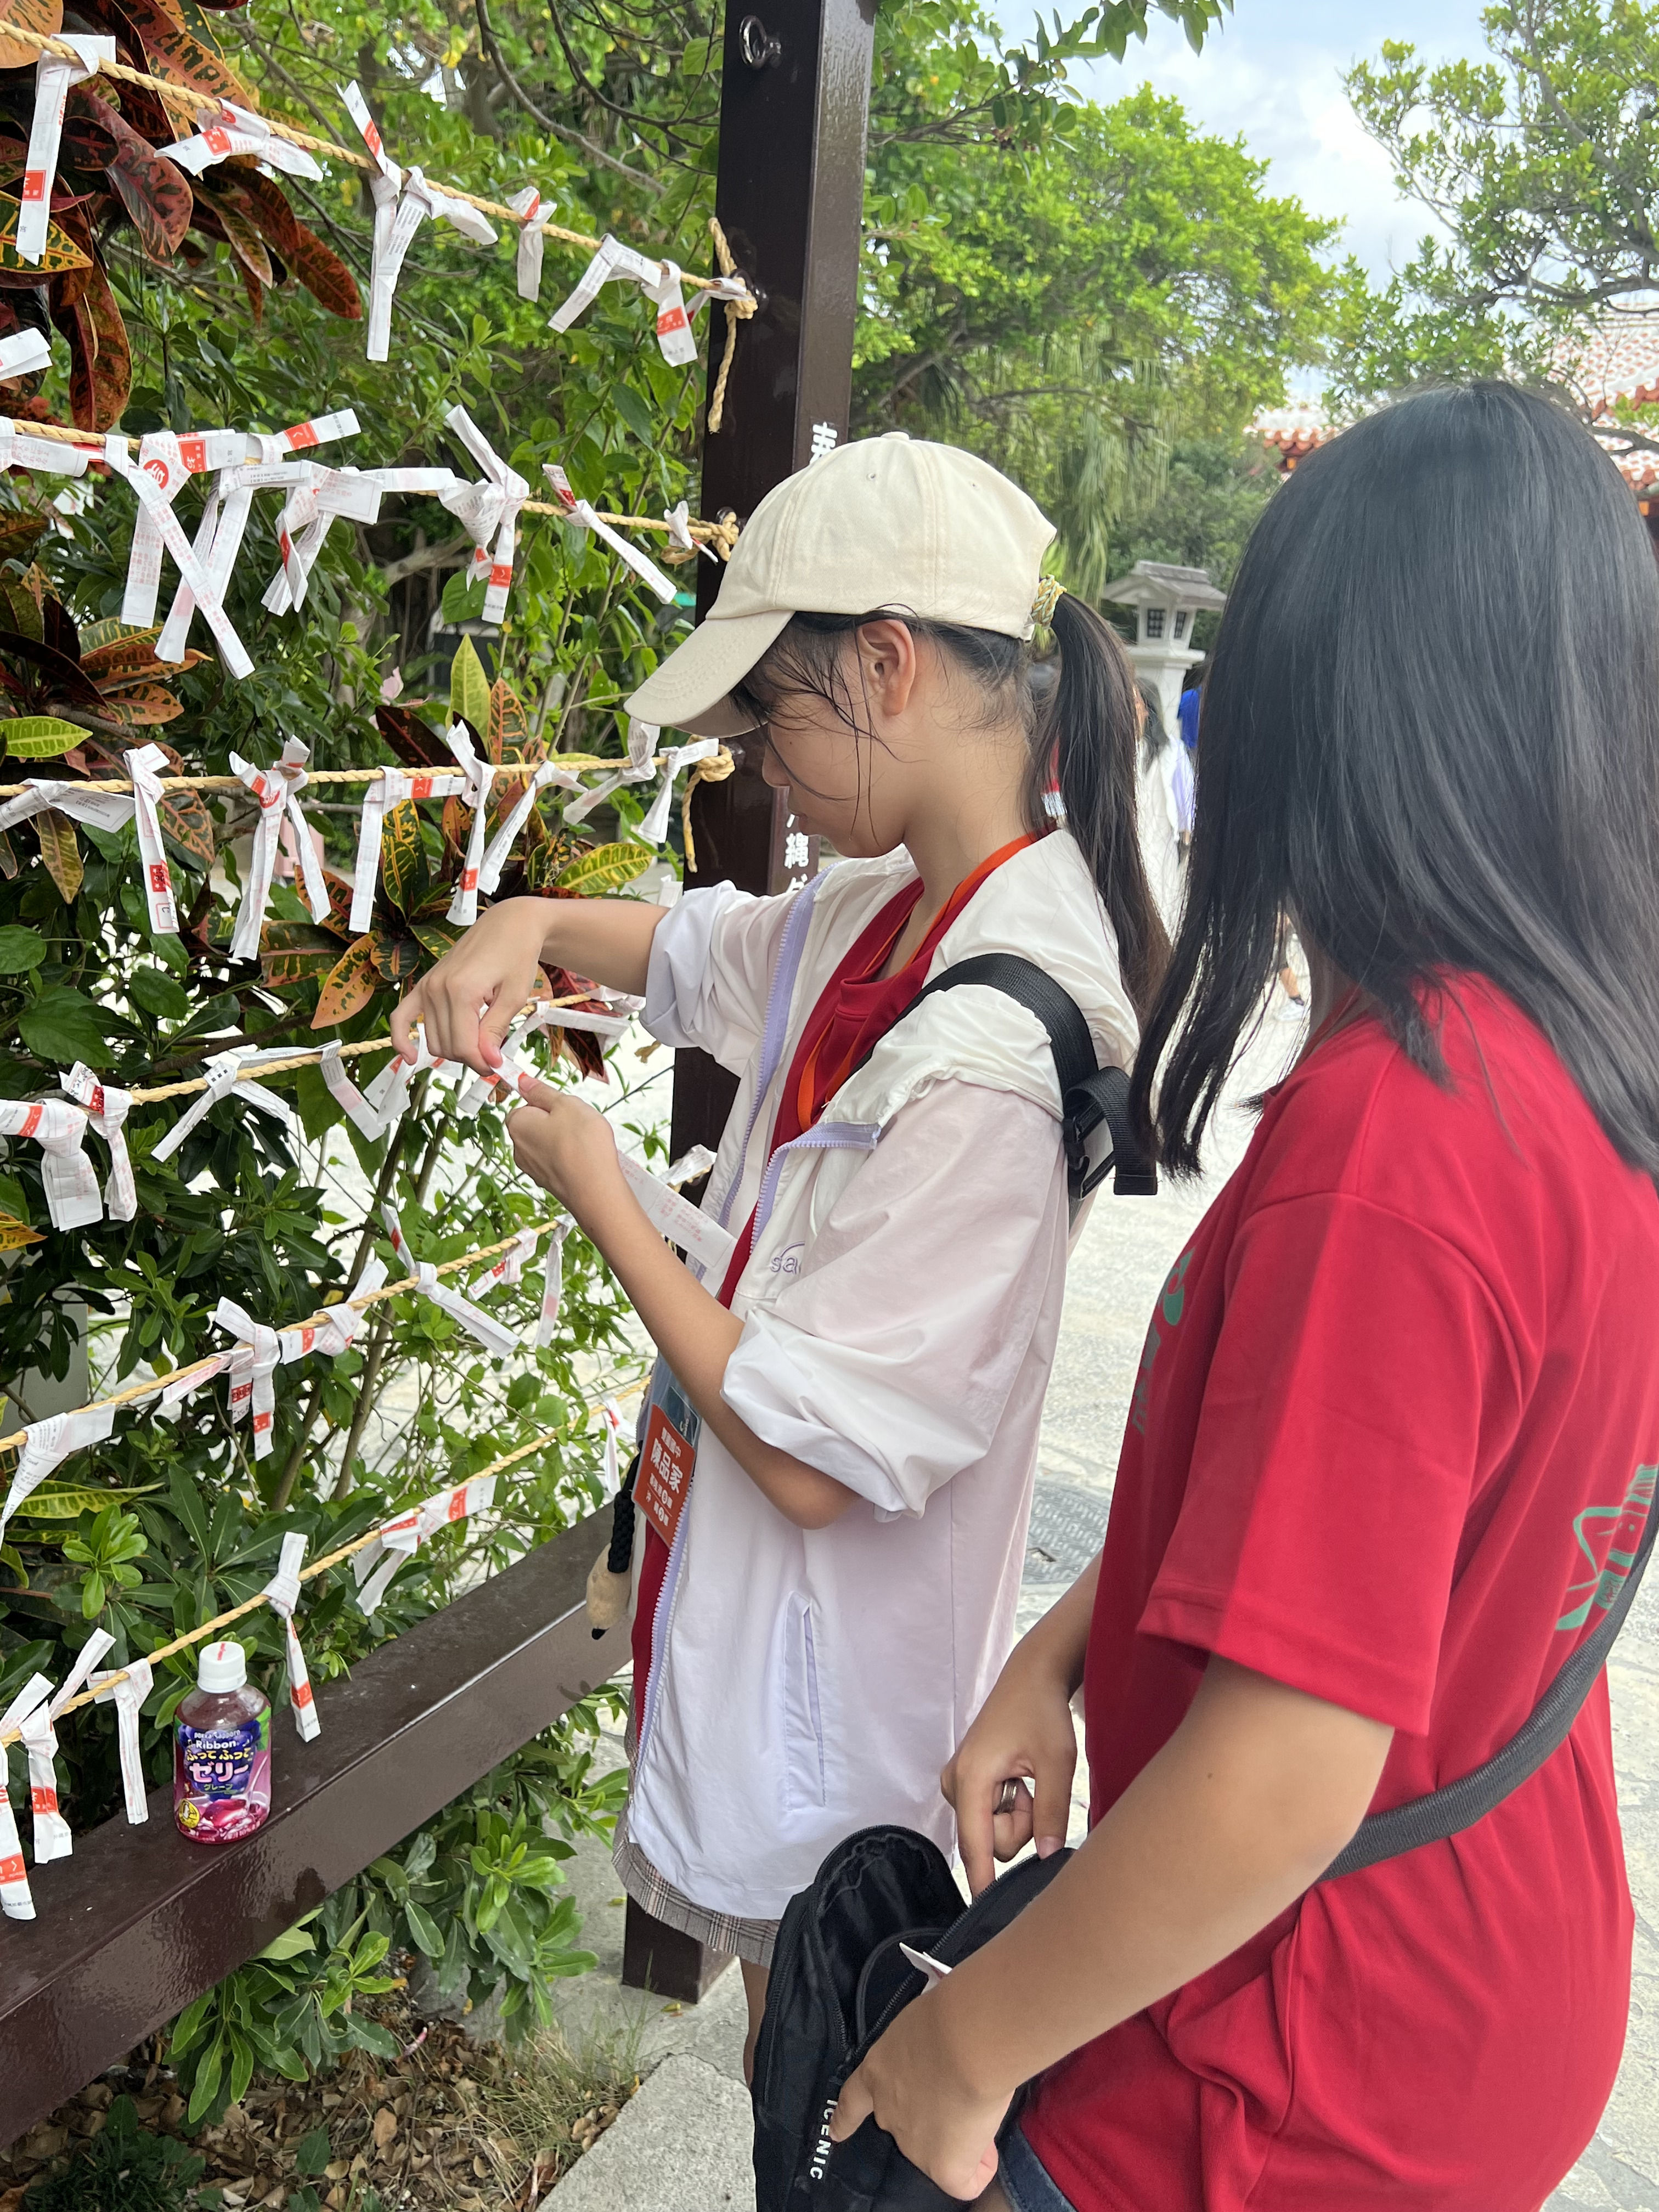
[[1020, 975, 1659, 2211]]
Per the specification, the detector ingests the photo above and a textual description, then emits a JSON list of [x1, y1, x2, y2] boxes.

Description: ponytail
[[1024, 591, 1170, 1025]]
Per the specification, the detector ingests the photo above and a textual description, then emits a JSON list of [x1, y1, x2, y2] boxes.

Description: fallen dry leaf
[[372, 2106, 397, 2149]]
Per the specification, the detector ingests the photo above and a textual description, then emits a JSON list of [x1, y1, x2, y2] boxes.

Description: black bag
[[753, 1453, 1659, 2208], [752, 1825, 1073, 2212], [851, 950, 1159, 1214]]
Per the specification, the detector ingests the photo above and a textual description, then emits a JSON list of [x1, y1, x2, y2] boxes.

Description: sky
[[1065, 0, 1495, 281]]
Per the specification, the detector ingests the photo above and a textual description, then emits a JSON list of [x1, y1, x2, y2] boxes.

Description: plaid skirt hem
[[612, 1804, 780, 1969]]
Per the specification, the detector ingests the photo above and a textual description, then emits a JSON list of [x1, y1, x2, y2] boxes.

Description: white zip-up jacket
[[625, 831, 1139, 1917]]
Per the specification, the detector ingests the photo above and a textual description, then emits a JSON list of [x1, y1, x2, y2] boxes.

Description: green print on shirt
[[1556, 1463, 1657, 1632], [1131, 1249, 1193, 1436]]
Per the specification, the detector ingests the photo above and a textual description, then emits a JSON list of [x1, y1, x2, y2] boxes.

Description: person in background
[[1134, 678, 1191, 934], [1175, 657, 1205, 754], [829, 383, 1659, 2210]]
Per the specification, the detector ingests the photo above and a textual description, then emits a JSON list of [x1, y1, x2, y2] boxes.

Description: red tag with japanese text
[[639, 1397, 696, 1550]]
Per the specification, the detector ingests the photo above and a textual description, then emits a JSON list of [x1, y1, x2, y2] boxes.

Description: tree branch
[[475, 0, 666, 193]]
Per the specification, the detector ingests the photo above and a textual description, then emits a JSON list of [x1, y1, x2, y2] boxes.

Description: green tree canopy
[[1339, 2, 1659, 443], [856, 78, 1338, 595]]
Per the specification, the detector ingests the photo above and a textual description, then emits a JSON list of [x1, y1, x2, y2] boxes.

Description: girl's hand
[[391, 899, 551, 1076], [828, 1991, 1007, 2202], [943, 1635, 1078, 1895], [506, 1077, 627, 1227]]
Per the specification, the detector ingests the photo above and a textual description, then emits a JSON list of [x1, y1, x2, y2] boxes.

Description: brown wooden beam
[[669, 0, 876, 1170], [0, 1509, 628, 2145]]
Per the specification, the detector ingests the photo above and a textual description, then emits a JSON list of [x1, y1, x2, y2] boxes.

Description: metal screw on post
[[738, 14, 783, 66]]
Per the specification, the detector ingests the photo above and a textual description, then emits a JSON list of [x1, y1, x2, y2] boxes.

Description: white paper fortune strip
[[352, 1471, 498, 1616], [438, 404, 530, 627], [262, 464, 387, 617], [20, 1628, 114, 1864], [597, 1394, 622, 1493], [0, 328, 51, 381], [664, 1143, 718, 1189], [542, 464, 678, 604], [535, 1218, 572, 1348], [18, 36, 115, 263], [638, 737, 720, 846], [443, 723, 497, 928], [92, 1657, 154, 1824], [262, 1531, 319, 1743], [0, 1098, 100, 1232], [102, 436, 255, 680], [229, 738, 328, 959], [0, 415, 89, 476], [318, 1041, 406, 1143], [340, 82, 497, 363], [471, 1225, 538, 1295], [59, 1063, 135, 1222], [348, 766, 466, 933], [549, 233, 665, 335], [0, 1403, 116, 1548], [507, 183, 555, 300], [617, 1153, 738, 1275], [160, 102, 324, 179], [124, 740, 179, 935], [563, 715, 660, 827], [274, 1254, 386, 1364], [641, 259, 698, 367], [151, 1046, 295, 1165], [478, 758, 578, 897], [155, 409, 360, 658], [214, 1298, 281, 1458], [0, 779, 132, 837], [0, 1672, 50, 1920], [380, 1204, 521, 1359]]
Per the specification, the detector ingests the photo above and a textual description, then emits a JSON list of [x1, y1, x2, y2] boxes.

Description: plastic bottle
[[173, 1639, 272, 1843]]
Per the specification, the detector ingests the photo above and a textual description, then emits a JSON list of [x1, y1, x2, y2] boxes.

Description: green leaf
[[0, 924, 47, 973], [127, 963, 191, 1020], [0, 716, 86, 758], [555, 843, 653, 896], [403, 1900, 445, 1957], [613, 383, 657, 448], [18, 984, 115, 1068], [294, 2128, 332, 2177], [449, 635, 490, 735]]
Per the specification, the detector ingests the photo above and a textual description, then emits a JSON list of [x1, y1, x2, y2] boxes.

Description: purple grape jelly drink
[[174, 1639, 271, 1844]]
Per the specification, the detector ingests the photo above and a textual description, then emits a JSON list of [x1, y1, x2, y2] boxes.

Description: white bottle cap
[[197, 1639, 247, 1694]]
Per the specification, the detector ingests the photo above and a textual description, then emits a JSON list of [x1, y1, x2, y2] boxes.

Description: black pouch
[[751, 1825, 1071, 2211]]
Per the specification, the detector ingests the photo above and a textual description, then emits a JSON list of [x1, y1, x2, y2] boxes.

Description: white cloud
[[1054, 0, 1493, 280]]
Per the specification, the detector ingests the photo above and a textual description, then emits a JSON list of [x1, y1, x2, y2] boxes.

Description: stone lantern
[[1102, 561, 1227, 738]]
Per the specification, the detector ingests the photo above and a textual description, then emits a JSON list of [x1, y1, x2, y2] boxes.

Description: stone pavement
[[545, 996, 1659, 2209]]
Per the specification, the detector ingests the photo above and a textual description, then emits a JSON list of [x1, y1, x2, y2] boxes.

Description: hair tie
[[1031, 575, 1065, 627]]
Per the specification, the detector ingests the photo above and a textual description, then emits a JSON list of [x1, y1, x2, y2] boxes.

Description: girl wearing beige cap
[[393, 433, 1166, 2067]]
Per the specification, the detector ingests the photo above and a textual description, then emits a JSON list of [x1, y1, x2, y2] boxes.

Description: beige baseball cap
[[624, 432, 1057, 737]]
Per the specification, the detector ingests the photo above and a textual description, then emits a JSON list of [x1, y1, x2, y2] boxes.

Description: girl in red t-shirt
[[832, 383, 1659, 2209]]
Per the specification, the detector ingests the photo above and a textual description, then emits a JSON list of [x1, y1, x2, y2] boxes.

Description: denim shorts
[[999, 2124, 1079, 2212]]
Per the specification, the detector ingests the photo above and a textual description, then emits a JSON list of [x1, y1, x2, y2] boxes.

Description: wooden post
[[631, 0, 876, 2002]]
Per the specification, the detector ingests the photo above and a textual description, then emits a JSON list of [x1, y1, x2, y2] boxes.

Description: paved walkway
[[546, 998, 1659, 2209]]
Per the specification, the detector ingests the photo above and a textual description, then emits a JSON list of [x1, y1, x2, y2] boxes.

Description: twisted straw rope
[[0, 1211, 566, 1460], [122, 990, 591, 1103], [0, 1365, 649, 1746], [0, 19, 756, 309], [0, 744, 718, 797], [0, 415, 742, 556]]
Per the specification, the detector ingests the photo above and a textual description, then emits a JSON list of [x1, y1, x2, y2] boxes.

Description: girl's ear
[[854, 618, 921, 718]]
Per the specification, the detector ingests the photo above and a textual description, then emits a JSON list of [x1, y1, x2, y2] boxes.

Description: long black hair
[[732, 599, 1170, 1020], [1134, 381, 1659, 1178]]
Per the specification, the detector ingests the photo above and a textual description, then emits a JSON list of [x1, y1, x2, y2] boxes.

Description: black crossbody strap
[[892, 952, 1157, 1203], [1321, 1477, 1658, 1881]]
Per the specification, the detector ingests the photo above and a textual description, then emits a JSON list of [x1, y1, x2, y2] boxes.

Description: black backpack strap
[[900, 952, 1158, 1203], [1321, 1479, 1658, 1881]]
